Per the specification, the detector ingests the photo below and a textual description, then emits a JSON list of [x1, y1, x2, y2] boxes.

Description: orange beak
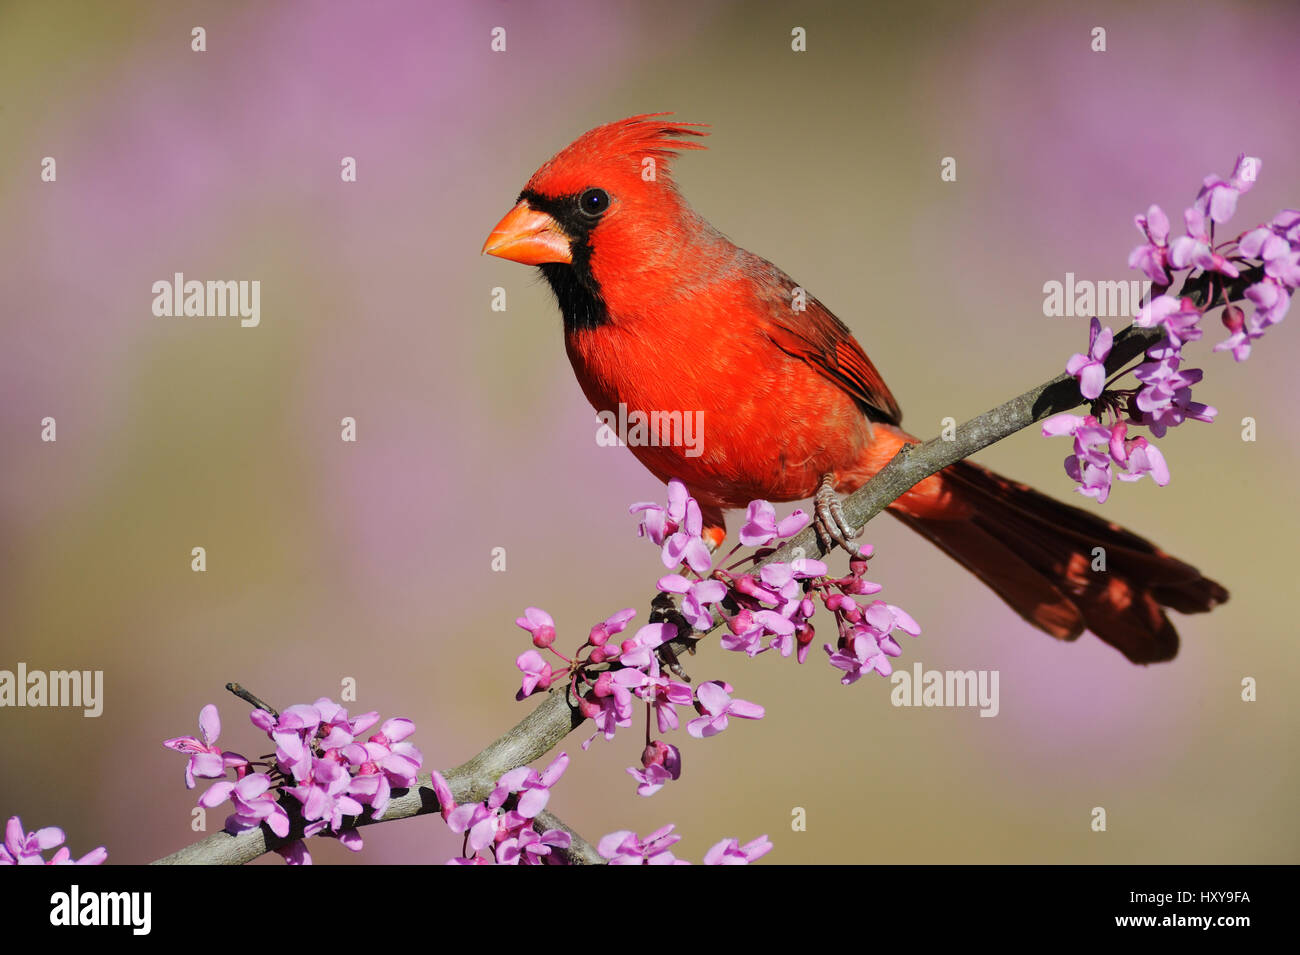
[[481, 201, 573, 265]]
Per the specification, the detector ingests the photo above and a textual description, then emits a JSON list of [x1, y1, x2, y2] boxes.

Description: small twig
[[225, 682, 279, 718]]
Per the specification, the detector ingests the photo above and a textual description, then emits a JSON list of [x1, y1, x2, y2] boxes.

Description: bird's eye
[[578, 188, 611, 218]]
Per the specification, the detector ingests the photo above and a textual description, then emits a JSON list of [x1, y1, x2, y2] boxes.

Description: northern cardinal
[[482, 114, 1227, 663]]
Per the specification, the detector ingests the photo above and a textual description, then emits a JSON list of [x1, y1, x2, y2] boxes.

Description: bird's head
[[482, 114, 709, 328]]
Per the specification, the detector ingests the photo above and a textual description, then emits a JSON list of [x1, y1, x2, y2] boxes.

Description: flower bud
[[641, 741, 682, 779], [728, 609, 755, 635], [641, 741, 668, 768], [1222, 304, 1245, 333]]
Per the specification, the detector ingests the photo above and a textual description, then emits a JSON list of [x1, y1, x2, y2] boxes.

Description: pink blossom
[[825, 628, 894, 683], [515, 650, 554, 700], [704, 835, 773, 865], [661, 497, 713, 574], [1170, 207, 1239, 277], [616, 622, 673, 670], [1128, 204, 1172, 284], [627, 741, 682, 796], [630, 478, 691, 545], [588, 608, 636, 647], [598, 824, 687, 865], [687, 681, 765, 738], [201, 773, 291, 839], [1066, 317, 1114, 400], [657, 574, 728, 629], [497, 827, 571, 865], [738, 500, 811, 546], [515, 607, 556, 649], [163, 703, 248, 789], [1, 816, 106, 866], [1194, 154, 1257, 224]]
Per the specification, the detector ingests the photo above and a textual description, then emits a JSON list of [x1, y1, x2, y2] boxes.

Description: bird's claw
[[814, 475, 861, 555]]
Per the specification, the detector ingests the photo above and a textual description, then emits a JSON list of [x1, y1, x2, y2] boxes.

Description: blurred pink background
[[1, 0, 1296, 864]]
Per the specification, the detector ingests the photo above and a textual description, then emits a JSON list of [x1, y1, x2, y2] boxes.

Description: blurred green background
[[1, 0, 1296, 864]]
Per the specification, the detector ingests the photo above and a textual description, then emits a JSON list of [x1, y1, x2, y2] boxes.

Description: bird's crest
[[524, 113, 708, 197]]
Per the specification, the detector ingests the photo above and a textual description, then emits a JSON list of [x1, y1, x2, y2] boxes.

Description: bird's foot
[[813, 474, 862, 554]]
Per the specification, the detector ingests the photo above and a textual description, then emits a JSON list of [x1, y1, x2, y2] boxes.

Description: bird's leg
[[814, 473, 862, 554]]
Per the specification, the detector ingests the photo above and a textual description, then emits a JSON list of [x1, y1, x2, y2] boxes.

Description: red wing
[[762, 298, 903, 426]]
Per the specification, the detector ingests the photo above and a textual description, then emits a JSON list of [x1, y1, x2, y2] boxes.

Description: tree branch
[[153, 265, 1258, 865], [152, 685, 597, 864]]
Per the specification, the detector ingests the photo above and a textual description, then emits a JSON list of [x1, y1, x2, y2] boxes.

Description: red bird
[[482, 114, 1227, 663]]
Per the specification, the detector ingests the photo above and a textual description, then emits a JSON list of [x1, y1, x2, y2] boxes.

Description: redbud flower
[[627, 741, 682, 796], [662, 497, 713, 574], [687, 681, 765, 738], [1, 816, 106, 866], [1066, 317, 1114, 400], [1128, 204, 1172, 284], [1170, 207, 1239, 277], [515, 607, 556, 649], [738, 500, 811, 546], [430, 770, 458, 822], [494, 752, 569, 819], [200, 773, 291, 839], [704, 835, 774, 865], [598, 824, 687, 865], [1195, 154, 1256, 224], [589, 608, 636, 646], [497, 827, 571, 865], [630, 478, 691, 545], [825, 629, 894, 683], [163, 703, 248, 789], [275, 841, 311, 865], [658, 574, 728, 629], [1135, 295, 1203, 348], [515, 650, 553, 700], [616, 623, 673, 670], [639, 672, 694, 733]]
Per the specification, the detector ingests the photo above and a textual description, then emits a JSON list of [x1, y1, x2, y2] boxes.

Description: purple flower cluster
[[1, 816, 106, 865], [428, 761, 773, 864], [822, 558, 922, 684], [1042, 412, 1172, 503], [430, 757, 573, 865], [164, 698, 422, 865], [598, 825, 773, 865], [631, 479, 715, 574], [1227, 209, 1300, 358], [1054, 156, 1297, 501], [512, 480, 919, 800]]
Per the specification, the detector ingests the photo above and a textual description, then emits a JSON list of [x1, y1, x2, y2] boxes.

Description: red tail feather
[[889, 459, 1228, 663]]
